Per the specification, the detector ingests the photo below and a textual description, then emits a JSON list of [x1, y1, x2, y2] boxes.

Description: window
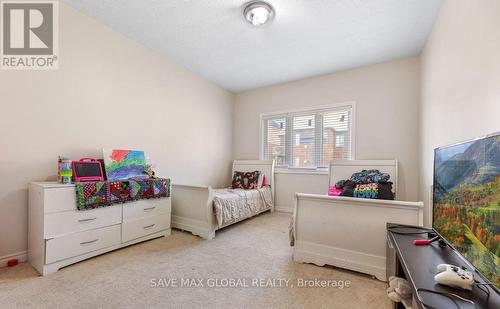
[[335, 135, 345, 147], [264, 118, 286, 167], [261, 103, 354, 169]]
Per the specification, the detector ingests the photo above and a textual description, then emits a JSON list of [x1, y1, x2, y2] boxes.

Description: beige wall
[[234, 58, 421, 211], [274, 173, 329, 212], [419, 0, 500, 226], [0, 4, 234, 259]]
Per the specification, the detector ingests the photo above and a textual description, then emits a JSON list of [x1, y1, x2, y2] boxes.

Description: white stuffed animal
[[387, 276, 413, 309]]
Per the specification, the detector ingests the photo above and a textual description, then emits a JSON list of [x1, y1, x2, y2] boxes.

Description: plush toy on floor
[[387, 276, 413, 309]]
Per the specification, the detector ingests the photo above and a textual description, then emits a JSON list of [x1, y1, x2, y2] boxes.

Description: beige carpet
[[0, 212, 391, 309]]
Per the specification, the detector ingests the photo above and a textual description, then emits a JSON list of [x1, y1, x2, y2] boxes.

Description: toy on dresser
[[72, 158, 105, 182], [57, 156, 73, 184]]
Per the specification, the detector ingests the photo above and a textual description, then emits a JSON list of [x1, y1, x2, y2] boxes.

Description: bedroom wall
[[0, 4, 233, 262], [233, 57, 421, 212], [419, 0, 500, 225]]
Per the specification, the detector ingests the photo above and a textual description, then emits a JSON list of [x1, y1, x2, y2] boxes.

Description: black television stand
[[386, 223, 499, 309]]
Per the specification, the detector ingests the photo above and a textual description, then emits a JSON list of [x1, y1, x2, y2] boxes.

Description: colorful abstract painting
[[103, 149, 148, 180]]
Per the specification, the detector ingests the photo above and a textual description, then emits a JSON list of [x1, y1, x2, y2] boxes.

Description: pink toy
[[72, 158, 105, 182], [328, 185, 342, 196]]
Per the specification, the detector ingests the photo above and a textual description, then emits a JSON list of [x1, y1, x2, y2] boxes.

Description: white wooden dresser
[[28, 182, 171, 275]]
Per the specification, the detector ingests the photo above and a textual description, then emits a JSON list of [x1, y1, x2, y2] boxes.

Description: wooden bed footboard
[[171, 184, 216, 240], [293, 193, 424, 281]]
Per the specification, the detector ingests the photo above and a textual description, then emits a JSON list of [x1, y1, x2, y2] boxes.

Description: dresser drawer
[[122, 198, 170, 222], [122, 214, 170, 243], [45, 224, 121, 264], [44, 186, 77, 213], [44, 205, 122, 238]]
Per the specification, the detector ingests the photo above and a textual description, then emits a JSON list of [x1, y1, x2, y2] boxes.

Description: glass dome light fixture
[[244, 1, 275, 27]]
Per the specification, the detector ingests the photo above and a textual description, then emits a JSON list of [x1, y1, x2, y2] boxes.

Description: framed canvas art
[[103, 149, 148, 180]]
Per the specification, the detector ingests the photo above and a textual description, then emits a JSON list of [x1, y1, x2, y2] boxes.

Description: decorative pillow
[[232, 171, 260, 189], [257, 173, 266, 188]]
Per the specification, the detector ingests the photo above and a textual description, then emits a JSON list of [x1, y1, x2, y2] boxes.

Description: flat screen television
[[433, 132, 500, 291]]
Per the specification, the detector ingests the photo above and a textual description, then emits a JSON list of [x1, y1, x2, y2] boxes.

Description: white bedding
[[212, 186, 273, 227]]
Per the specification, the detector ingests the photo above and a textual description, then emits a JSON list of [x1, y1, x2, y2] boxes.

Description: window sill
[[274, 168, 329, 175]]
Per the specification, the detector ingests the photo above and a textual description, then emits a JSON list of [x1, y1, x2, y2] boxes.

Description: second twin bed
[[171, 160, 275, 239]]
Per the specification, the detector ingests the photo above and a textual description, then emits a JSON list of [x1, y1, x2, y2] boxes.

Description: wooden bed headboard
[[232, 160, 275, 199], [329, 160, 398, 197]]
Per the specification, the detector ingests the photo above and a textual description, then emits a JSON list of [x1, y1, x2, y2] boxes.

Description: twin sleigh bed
[[292, 160, 424, 281], [171, 160, 275, 240]]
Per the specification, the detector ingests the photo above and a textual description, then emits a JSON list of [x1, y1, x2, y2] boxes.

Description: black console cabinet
[[386, 223, 499, 309]]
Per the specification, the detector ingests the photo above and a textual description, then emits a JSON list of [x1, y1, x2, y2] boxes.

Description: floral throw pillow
[[232, 171, 260, 189]]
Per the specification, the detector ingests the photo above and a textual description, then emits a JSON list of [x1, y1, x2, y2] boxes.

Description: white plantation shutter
[[292, 115, 316, 168], [262, 104, 353, 169], [263, 117, 287, 167], [320, 109, 352, 167]]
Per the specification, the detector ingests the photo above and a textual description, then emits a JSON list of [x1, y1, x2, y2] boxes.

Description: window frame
[[260, 102, 356, 173]]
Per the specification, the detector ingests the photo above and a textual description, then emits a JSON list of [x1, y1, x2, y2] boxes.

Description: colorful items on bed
[[353, 182, 394, 200], [328, 185, 342, 196], [349, 169, 390, 184], [232, 171, 260, 189], [334, 169, 394, 200], [75, 178, 170, 210]]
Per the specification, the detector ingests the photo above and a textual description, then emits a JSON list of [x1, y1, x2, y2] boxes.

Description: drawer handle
[[80, 239, 99, 245], [143, 224, 156, 229], [78, 217, 97, 222], [143, 207, 156, 211]]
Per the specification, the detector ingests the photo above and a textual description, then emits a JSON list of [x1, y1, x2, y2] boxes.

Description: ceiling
[[63, 0, 442, 93]]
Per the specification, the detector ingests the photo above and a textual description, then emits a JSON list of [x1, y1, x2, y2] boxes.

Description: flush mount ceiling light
[[244, 1, 275, 27]]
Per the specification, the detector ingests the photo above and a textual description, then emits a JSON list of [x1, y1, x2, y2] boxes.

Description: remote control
[[434, 264, 474, 290]]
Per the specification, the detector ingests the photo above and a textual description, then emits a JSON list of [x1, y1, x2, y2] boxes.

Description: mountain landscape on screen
[[435, 136, 500, 193], [434, 134, 500, 288]]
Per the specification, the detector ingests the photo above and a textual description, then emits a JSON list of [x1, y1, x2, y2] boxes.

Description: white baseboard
[[274, 206, 293, 213], [0, 251, 27, 268]]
